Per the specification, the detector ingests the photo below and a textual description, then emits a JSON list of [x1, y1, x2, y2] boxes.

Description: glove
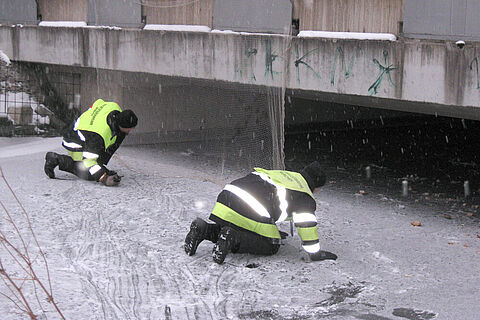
[[106, 169, 117, 176], [100, 173, 121, 186], [309, 250, 337, 261]]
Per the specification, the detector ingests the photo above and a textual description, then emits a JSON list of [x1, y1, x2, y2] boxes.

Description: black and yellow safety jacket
[[209, 168, 321, 254], [61, 99, 126, 181]]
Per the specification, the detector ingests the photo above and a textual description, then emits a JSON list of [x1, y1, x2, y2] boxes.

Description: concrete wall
[[213, 0, 292, 34], [87, 0, 142, 28], [1, 25, 480, 121], [297, 0, 403, 34], [38, 0, 88, 22], [0, 0, 37, 25], [403, 0, 480, 41]]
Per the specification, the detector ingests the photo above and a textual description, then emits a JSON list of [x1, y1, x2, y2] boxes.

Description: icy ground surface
[[0, 137, 479, 320]]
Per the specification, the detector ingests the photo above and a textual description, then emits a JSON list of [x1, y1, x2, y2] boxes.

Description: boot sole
[[184, 221, 204, 256], [212, 228, 232, 264], [44, 153, 56, 179]]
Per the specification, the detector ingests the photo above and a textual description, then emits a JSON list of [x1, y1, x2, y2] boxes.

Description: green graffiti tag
[[294, 44, 321, 83], [470, 57, 480, 89], [264, 40, 282, 79], [368, 50, 396, 96], [236, 47, 258, 81], [330, 46, 355, 85]]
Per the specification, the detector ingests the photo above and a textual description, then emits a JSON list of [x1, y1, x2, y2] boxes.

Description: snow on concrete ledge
[[211, 29, 282, 37], [298, 31, 397, 41], [0, 49, 11, 66], [39, 21, 87, 28], [84, 25, 122, 30], [143, 24, 211, 32]]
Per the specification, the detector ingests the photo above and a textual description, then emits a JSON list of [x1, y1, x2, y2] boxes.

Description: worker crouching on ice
[[184, 161, 337, 264], [44, 99, 138, 186]]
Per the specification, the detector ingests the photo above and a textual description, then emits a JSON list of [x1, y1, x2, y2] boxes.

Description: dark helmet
[[300, 161, 326, 191], [117, 109, 138, 128]]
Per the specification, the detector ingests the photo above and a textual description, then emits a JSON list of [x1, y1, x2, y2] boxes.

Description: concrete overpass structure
[[1, 24, 480, 167], [2, 25, 480, 118]]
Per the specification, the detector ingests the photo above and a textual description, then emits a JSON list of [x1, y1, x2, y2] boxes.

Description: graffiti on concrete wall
[[264, 40, 282, 80], [237, 47, 258, 82], [330, 46, 356, 85], [294, 44, 321, 84], [470, 57, 480, 89], [368, 50, 396, 95]]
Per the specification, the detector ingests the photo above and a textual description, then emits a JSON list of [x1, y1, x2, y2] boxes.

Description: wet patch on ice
[[315, 281, 364, 307], [245, 262, 260, 269], [392, 308, 437, 320], [238, 309, 310, 320]]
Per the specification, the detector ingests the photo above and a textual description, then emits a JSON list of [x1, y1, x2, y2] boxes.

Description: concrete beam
[[1, 25, 480, 120]]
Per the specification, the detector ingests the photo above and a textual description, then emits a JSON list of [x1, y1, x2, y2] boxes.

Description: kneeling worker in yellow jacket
[[184, 161, 337, 264]]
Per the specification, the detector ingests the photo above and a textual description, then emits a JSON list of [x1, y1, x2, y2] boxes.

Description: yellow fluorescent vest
[[75, 99, 121, 150], [211, 168, 315, 240], [253, 168, 314, 198]]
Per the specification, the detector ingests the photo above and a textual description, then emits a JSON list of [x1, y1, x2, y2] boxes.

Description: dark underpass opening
[[284, 98, 480, 211]]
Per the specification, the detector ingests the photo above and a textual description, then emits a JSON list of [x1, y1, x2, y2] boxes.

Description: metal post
[[464, 181, 471, 198], [402, 180, 408, 197], [365, 166, 371, 180]]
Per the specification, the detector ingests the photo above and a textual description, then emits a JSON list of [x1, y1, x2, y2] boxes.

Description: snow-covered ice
[[0, 137, 478, 319]]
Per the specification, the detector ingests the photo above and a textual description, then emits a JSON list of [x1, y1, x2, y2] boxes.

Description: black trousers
[[208, 221, 280, 256], [56, 153, 96, 181]]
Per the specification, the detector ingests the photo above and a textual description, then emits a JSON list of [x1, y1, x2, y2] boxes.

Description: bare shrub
[[0, 167, 65, 319]]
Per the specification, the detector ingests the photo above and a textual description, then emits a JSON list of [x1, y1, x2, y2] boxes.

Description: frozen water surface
[[0, 137, 479, 319]]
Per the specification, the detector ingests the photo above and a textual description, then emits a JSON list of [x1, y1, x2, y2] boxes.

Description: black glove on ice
[[309, 250, 338, 261], [106, 169, 117, 176], [101, 173, 121, 186]]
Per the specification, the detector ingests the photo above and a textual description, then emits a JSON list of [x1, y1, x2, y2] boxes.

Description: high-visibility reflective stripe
[[293, 212, 317, 224], [303, 242, 320, 253], [77, 130, 86, 142], [297, 226, 319, 241], [89, 164, 101, 175], [212, 202, 281, 239], [82, 152, 99, 159], [252, 171, 289, 222], [62, 140, 82, 149], [276, 186, 288, 222], [224, 184, 270, 218], [67, 151, 83, 161], [73, 118, 80, 130]]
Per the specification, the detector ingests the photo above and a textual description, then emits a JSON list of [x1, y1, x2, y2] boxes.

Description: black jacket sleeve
[[98, 132, 125, 165]]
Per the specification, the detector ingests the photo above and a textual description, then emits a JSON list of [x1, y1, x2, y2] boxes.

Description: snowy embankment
[[0, 50, 51, 130], [0, 137, 478, 320], [0, 49, 11, 66]]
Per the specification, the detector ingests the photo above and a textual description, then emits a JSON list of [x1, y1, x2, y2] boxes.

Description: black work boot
[[44, 152, 59, 179], [212, 226, 238, 264], [184, 218, 208, 256]]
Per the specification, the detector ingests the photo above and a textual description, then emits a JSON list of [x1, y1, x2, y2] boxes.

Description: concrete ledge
[[1, 25, 480, 119]]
